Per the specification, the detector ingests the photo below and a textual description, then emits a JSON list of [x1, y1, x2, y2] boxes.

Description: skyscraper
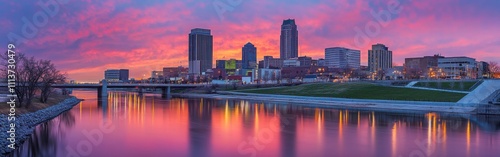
[[242, 42, 257, 69], [280, 19, 299, 60], [325, 47, 361, 69], [189, 28, 213, 75], [368, 44, 392, 72]]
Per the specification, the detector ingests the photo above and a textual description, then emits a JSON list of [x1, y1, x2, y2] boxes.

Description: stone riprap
[[0, 97, 81, 155]]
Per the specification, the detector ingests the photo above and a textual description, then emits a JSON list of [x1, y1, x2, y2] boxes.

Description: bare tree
[[25, 57, 52, 107], [489, 61, 499, 78], [271, 72, 276, 84], [1, 52, 65, 107], [39, 60, 66, 103], [262, 72, 269, 84], [404, 67, 422, 80], [376, 69, 386, 80]]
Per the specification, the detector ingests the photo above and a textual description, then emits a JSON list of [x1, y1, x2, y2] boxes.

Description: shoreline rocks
[[0, 97, 81, 155]]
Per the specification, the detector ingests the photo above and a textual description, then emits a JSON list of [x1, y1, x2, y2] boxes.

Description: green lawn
[[414, 81, 479, 91], [238, 83, 467, 102]]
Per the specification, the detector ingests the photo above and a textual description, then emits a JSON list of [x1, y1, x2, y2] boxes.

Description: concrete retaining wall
[[458, 80, 500, 104]]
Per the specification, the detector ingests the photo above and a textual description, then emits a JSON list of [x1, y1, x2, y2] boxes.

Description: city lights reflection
[[10, 90, 500, 157]]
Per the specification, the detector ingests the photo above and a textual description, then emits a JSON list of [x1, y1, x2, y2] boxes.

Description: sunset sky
[[1, 0, 499, 82]]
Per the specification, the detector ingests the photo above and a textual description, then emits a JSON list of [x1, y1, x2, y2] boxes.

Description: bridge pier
[[162, 86, 171, 99], [98, 79, 108, 98]]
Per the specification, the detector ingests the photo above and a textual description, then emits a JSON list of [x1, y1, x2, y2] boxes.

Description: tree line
[[1, 52, 66, 108]]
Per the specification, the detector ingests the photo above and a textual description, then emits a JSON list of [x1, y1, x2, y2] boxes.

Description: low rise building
[[258, 68, 281, 84], [259, 56, 283, 69], [404, 55, 444, 79], [151, 70, 163, 79], [438, 57, 477, 79], [477, 61, 490, 79], [104, 69, 129, 82], [283, 58, 300, 67]]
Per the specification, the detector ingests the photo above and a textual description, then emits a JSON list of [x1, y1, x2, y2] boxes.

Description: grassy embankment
[[0, 94, 72, 115], [237, 82, 467, 102], [413, 81, 479, 91]]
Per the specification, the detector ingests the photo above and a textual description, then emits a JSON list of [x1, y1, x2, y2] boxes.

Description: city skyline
[[1, 0, 500, 81]]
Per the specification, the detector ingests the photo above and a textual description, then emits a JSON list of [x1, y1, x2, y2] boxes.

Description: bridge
[[50, 80, 203, 98]]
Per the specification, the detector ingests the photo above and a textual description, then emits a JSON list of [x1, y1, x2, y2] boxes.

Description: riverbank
[[0, 97, 81, 155], [174, 91, 477, 114], [236, 82, 467, 102]]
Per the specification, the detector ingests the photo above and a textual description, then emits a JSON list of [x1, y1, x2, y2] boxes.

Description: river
[[7, 90, 500, 157]]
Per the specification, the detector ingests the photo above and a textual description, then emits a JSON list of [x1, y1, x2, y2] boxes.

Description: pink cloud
[[7, 0, 499, 81]]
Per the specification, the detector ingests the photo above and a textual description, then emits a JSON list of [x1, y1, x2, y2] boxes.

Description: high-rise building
[[104, 69, 129, 82], [280, 19, 299, 60], [325, 47, 361, 69], [368, 44, 392, 72], [189, 28, 213, 75], [242, 42, 257, 69]]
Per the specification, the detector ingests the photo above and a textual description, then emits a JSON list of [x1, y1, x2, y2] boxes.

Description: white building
[[438, 57, 477, 79], [325, 47, 361, 69], [258, 68, 281, 84]]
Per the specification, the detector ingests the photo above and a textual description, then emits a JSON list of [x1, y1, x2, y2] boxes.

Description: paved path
[[400, 86, 470, 94], [403, 81, 470, 94], [406, 81, 418, 87]]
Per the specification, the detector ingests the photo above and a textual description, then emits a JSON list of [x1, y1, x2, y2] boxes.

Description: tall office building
[[368, 44, 392, 72], [325, 47, 361, 69], [188, 28, 213, 75], [242, 42, 257, 69], [280, 19, 299, 60]]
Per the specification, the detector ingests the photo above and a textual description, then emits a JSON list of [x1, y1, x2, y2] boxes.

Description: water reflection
[[8, 90, 500, 157], [8, 111, 75, 157]]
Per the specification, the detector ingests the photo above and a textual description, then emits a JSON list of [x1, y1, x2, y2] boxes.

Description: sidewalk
[[403, 81, 470, 94], [399, 86, 470, 94]]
